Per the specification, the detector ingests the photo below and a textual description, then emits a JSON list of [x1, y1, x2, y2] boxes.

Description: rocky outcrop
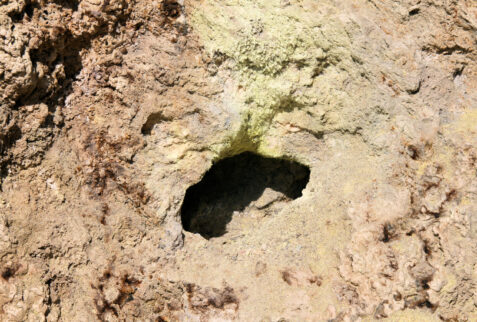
[[0, 0, 476, 320]]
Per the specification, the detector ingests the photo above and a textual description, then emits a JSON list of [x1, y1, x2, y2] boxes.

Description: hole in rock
[[161, 0, 181, 18], [181, 152, 310, 239]]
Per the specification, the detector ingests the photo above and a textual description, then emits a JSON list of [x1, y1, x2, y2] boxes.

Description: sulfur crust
[[189, 0, 351, 157]]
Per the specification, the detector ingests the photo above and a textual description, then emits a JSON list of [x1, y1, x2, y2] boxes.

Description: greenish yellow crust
[[189, 0, 350, 156]]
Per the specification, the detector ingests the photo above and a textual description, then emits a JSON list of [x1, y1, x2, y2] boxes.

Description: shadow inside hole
[[180, 152, 310, 239]]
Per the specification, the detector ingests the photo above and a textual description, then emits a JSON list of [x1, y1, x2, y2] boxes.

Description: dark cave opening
[[180, 152, 310, 239]]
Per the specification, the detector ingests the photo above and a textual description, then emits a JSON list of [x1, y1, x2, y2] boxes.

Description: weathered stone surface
[[0, 0, 476, 320]]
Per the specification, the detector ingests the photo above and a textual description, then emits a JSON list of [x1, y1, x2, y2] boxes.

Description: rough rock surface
[[0, 0, 476, 320]]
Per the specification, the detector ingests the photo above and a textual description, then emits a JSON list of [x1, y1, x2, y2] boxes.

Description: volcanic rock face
[[0, 0, 476, 320]]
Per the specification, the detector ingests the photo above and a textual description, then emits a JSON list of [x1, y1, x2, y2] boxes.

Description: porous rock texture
[[0, 0, 476, 320]]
